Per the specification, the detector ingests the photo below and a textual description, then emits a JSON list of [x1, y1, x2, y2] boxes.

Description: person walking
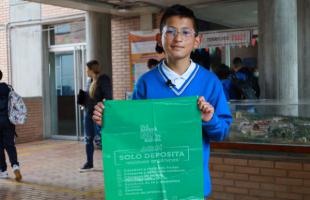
[[0, 70, 22, 181]]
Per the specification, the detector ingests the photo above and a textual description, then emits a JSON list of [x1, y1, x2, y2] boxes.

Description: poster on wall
[[102, 97, 204, 200], [200, 29, 251, 48], [129, 30, 164, 91]]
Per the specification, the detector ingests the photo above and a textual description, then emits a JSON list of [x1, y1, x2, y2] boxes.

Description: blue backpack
[[229, 73, 259, 100]]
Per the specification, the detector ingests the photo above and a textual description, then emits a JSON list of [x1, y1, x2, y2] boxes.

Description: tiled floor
[[0, 140, 105, 200]]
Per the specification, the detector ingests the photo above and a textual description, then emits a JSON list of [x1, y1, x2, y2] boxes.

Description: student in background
[[216, 64, 231, 100], [0, 70, 22, 181], [79, 60, 112, 172], [229, 57, 260, 99]]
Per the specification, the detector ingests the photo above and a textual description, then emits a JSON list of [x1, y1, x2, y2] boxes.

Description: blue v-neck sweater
[[132, 62, 232, 197]]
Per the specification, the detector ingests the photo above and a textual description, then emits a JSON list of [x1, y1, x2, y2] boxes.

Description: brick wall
[[208, 153, 310, 200], [41, 4, 84, 19], [16, 98, 43, 143], [111, 16, 140, 99], [155, 13, 162, 30], [0, 0, 9, 82], [0, 0, 9, 24]]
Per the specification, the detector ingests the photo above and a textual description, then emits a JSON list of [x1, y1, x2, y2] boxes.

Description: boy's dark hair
[[0, 70, 2, 80], [147, 58, 159, 69], [233, 57, 243, 66], [160, 4, 198, 35], [87, 60, 99, 68], [155, 42, 164, 54]]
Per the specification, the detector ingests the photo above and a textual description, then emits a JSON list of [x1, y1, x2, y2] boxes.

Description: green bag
[[102, 96, 204, 200]]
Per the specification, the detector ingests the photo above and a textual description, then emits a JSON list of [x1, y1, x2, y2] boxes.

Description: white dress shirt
[[161, 60, 196, 89]]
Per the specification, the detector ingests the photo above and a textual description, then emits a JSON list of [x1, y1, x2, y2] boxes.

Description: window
[[49, 21, 86, 45]]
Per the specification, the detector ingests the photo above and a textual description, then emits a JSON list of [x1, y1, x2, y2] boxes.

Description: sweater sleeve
[[202, 78, 232, 141], [132, 77, 147, 100]]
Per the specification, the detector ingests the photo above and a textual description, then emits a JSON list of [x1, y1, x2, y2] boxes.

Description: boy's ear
[[194, 34, 202, 49], [156, 33, 163, 47]]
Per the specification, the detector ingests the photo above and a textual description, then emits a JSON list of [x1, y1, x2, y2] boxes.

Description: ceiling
[[27, 0, 258, 28]]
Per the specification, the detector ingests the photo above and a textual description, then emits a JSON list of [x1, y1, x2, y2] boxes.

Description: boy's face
[[160, 16, 200, 61]]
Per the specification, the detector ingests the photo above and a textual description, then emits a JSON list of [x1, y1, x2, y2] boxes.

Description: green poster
[[102, 96, 204, 200]]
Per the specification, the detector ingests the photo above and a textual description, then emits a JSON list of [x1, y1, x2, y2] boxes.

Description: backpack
[[8, 86, 27, 125], [230, 73, 258, 100]]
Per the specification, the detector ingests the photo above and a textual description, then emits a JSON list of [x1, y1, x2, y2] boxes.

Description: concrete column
[[140, 13, 153, 30], [258, 0, 298, 102], [10, 1, 42, 97], [298, 0, 310, 101], [86, 11, 112, 79], [297, 0, 310, 117]]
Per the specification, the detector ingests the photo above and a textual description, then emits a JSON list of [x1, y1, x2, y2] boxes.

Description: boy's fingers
[[202, 104, 210, 113], [202, 104, 207, 112], [199, 100, 208, 109], [199, 102, 205, 110], [204, 106, 213, 114], [197, 96, 205, 104], [200, 103, 214, 114]]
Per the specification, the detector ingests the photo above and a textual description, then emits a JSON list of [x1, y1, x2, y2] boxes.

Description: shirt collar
[[161, 60, 196, 81]]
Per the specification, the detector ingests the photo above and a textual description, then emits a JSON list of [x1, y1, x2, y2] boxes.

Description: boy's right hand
[[93, 102, 104, 126]]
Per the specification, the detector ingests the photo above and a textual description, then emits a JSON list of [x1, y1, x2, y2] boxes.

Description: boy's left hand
[[198, 96, 214, 122]]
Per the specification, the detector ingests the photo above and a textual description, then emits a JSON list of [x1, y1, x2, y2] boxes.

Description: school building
[[0, 0, 310, 199]]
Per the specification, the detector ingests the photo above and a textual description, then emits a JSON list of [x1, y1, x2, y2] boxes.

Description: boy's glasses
[[163, 27, 197, 39]]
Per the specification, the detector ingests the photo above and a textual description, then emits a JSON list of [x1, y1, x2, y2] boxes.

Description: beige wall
[[41, 4, 84, 19]]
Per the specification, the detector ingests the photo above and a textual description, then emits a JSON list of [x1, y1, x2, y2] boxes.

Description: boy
[[0, 70, 22, 181], [93, 4, 232, 198]]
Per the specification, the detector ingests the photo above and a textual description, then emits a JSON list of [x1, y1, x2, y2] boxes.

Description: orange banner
[[129, 30, 164, 90]]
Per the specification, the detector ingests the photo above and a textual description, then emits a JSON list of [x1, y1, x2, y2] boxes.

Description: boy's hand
[[93, 101, 104, 126], [198, 96, 214, 122]]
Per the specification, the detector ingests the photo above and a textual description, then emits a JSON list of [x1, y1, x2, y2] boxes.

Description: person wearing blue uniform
[[227, 57, 260, 100], [93, 4, 232, 199], [214, 63, 231, 100]]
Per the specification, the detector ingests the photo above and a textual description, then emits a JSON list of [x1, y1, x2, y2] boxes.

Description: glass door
[[56, 53, 75, 135], [49, 45, 86, 139]]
